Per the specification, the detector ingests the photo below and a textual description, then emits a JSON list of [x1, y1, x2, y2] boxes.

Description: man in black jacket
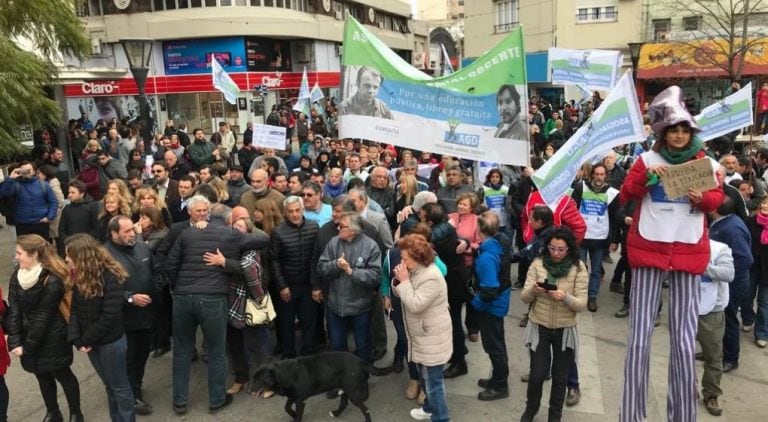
[[167, 175, 196, 223], [59, 180, 99, 252], [270, 195, 320, 358], [164, 201, 268, 415], [104, 215, 159, 415]]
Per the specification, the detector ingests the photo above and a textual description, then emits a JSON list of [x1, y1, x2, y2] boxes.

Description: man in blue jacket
[[0, 161, 57, 239], [708, 196, 753, 373], [472, 211, 511, 401]]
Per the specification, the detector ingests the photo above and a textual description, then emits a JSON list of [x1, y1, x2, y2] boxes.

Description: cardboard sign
[[660, 158, 717, 199], [252, 124, 287, 150]]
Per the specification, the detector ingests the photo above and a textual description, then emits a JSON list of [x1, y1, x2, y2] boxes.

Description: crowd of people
[[0, 85, 765, 422]]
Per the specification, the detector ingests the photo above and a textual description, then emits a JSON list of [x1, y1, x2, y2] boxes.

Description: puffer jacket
[[269, 218, 319, 291], [471, 237, 510, 318], [0, 177, 58, 224], [394, 263, 452, 366], [431, 222, 471, 304], [621, 150, 724, 274], [68, 270, 126, 348], [436, 183, 475, 214], [164, 217, 269, 295], [59, 198, 100, 245], [104, 240, 160, 331], [6, 270, 73, 373], [317, 233, 382, 316], [521, 258, 588, 329]]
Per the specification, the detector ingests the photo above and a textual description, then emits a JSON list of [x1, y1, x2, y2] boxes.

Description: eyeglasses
[[302, 193, 315, 197], [548, 245, 569, 254], [337, 224, 349, 229]]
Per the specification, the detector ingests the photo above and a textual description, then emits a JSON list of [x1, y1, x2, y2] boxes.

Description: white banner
[[695, 83, 753, 142], [211, 58, 240, 105], [252, 124, 287, 150], [549, 47, 623, 92], [532, 72, 644, 209]]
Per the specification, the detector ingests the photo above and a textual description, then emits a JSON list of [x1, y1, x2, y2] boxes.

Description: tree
[[656, 0, 768, 82], [0, 0, 89, 157]]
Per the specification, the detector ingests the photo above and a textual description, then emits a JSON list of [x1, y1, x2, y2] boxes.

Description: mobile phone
[[536, 282, 558, 291]]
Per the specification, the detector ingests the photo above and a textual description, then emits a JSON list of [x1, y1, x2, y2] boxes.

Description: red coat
[[0, 287, 10, 376], [621, 150, 724, 274], [521, 190, 586, 245]]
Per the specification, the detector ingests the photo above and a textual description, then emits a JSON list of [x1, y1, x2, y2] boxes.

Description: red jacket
[[521, 190, 586, 245], [621, 150, 724, 274], [0, 287, 10, 376]]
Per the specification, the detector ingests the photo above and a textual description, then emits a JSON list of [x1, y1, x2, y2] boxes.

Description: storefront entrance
[[166, 92, 240, 135]]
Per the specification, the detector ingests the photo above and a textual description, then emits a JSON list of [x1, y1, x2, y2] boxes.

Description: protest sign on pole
[[695, 82, 753, 142], [293, 67, 311, 115], [532, 72, 644, 209], [251, 124, 287, 150], [548, 47, 623, 92], [338, 17, 530, 167], [211, 58, 240, 105]]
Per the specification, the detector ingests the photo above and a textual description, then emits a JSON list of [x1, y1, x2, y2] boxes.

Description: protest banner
[[211, 58, 240, 105], [293, 67, 311, 115], [532, 72, 644, 209], [695, 83, 753, 142], [252, 124, 287, 150], [549, 47, 623, 92], [338, 18, 530, 167], [659, 158, 718, 199]]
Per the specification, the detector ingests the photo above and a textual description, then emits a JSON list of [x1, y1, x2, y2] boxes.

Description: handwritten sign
[[660, 158, 717, 199], [252, 124, 287, 151]]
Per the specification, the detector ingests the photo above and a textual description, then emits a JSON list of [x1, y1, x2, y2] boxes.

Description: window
[[591, 7, 600, 20], [577, 8, 588, 21], [653, 18, 671, 40], [605, 6, 616, 19], [495, 0, 519, 33], [576, 4, 618, 23], [682, 16, 702, 31]]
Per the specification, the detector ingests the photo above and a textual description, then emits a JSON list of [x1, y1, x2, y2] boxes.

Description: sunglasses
[[302, 193, 315, 197]]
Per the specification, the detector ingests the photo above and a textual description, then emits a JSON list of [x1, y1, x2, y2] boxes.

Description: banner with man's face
[[338, 18, 530, 166]]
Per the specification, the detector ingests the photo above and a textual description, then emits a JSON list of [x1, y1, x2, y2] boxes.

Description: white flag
[[293, 67, 311, 115], [310, 81, 325, 103], [441, 44, 454, 75], [211, 58, 240, 105]]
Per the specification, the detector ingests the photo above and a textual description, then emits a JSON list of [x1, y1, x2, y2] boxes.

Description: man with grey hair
[[317, 211, 382, 363], [269, 195, 320, 358], [164, 202, 269, 415], [347, 188, 393, 250]]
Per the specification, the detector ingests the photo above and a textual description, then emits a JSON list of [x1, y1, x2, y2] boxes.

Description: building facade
[[67, 0, 424, 135]]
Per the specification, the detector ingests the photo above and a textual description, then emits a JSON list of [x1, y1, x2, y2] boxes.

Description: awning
[[637, 38, 768, 79]]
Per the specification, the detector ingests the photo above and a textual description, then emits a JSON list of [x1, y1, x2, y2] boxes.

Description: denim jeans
[[329, 311, 371, 362], [88, 335, 135, 422], [723, 272, 748, 364], [390, 295, 419, 380], [417, 363, 450, 422], [755, 284, 768, 341], [742, 267, 759, 326], [580, 244, 605, 298], [172, 294, 228, 408]]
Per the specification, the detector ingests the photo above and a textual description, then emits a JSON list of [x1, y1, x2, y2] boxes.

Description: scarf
[[659, 136, 703, 165], [18, 263, 43, 290], [542, 255, 573, 286], [587, 180, 609, 194], [485, 181, 504, 190], [757, 212, 768, 245], [324, 181, 344, 199]]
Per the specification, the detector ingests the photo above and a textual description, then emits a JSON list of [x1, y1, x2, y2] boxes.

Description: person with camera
[[0, 161, 58, 240]]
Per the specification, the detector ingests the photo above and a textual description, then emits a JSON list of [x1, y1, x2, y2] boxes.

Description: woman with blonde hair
[[206, 177, 230, 204], [106, 179, 134, 207], [7, 234, 84, 422], [65, 233, 135, 422], [396, 174, 419, 216], [132, 188, 172, 228], [96, 193, 132, 242], [252, 198, 283, 235]]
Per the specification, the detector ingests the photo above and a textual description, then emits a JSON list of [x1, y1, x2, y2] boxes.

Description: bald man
[[239, 168, 285, 222]]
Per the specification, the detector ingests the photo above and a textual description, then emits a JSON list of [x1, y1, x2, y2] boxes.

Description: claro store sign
[[80, 81, 118, 95]]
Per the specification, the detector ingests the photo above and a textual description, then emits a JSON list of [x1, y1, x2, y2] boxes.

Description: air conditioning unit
[[90, 37, 103, 55], [334, 10, 343, 20], [656, 31, 669, 41], [295, 43, 312, 63]]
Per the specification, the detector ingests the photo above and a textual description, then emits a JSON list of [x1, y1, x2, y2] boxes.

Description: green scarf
[[542, 255, 574, 286], [659, 136, 703, 165]]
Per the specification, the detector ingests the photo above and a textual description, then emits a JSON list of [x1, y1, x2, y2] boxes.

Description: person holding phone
[[519, 227, 587, 422]]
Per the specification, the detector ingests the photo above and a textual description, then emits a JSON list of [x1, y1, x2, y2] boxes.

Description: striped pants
[[620, 268, 700, 422]]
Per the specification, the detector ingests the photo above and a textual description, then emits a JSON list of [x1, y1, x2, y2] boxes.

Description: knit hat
[[231, 206, 250, 223], [649, 86, 700, 137], [412, 191, 438, 212]]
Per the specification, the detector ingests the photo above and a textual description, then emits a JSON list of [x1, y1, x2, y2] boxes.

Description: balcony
[[494, 22, 518, 34]]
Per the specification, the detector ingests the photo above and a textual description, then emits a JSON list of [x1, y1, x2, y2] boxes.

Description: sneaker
[[756, 339, 768, 348], [172, 403, 187, 415], [722, 361, 739, 373], [703, 396, 723, 416], [565, 387, 581, 406], [208, 393, 233, 415], [410, 407, 432, 420], [614, 304, 630, 318], [587, 297, 598, 312], [134, 399, 153, 415], [743, 323, 754, 332]]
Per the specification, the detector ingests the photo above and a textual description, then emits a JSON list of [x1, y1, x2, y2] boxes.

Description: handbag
[[244, 293, 276, 327]]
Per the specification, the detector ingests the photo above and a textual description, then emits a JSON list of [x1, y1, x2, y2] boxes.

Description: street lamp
[[120, 38, 154, 154], [627, 42, 643, 80]]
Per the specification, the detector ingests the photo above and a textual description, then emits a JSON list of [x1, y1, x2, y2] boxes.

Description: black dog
[[252, 351, 372, 422]]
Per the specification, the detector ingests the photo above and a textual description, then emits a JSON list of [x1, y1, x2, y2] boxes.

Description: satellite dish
[[114, 0, 131, 10]]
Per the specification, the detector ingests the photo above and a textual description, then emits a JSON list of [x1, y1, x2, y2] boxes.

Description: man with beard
[[494, 84, 526, 140], [239, 168, 285, 221], [572, 163, 619, 313], [226, 165, 250, 206]]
